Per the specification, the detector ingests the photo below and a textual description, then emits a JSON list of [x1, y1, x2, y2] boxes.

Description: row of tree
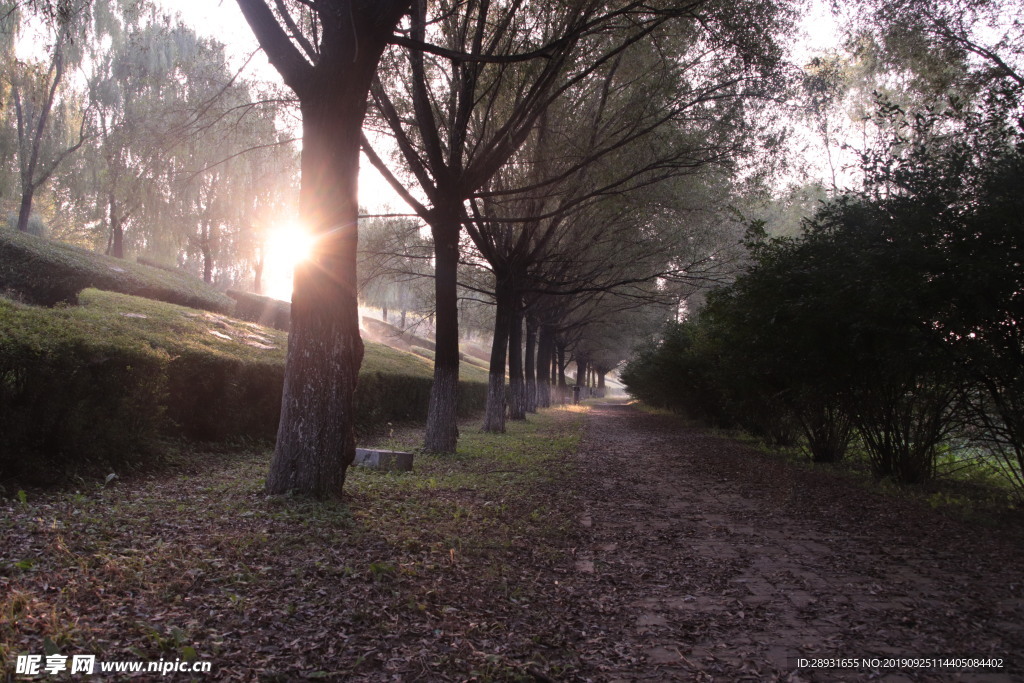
[[0, 0, 297, 289], [228, 0, 802, 497]]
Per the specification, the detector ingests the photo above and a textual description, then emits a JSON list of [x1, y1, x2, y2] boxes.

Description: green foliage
[[0, 296, 169, 482], [620, 321, 728, 425], [226, 289, 290, 331], [0, 289, 489, 483], [624, 89, 1024, 488], [0, 228, 234, 312]]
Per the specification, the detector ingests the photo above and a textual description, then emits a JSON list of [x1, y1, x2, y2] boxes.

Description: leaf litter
[[1, 401, 1022, 681]]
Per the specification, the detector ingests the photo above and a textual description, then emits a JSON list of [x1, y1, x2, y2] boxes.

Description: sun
[[262, 223, 315, 301]]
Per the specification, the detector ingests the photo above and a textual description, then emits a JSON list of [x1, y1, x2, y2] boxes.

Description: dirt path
[[559, 401, 1023, 681]]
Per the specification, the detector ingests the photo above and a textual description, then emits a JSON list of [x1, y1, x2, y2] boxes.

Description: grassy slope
[[0, 406, 589, 680], [50, 289, 488, 383], [0, 229, 234, 312]]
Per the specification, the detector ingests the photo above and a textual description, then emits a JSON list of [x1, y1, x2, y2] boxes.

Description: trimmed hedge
[[0, 290, 487, 484], [227, 289, 291, 331], [0, 228, 234, 313], [0, 298, 169, 483]]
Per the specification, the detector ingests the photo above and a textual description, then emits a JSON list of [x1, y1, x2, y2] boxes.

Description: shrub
[[0, 228, 234, 313], [227, 289, 291, 331], [0, 299, 168, 483], [0, 290, 489, 483]]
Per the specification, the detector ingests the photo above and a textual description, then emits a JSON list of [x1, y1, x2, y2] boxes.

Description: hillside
[[0, 229, 233, 312]]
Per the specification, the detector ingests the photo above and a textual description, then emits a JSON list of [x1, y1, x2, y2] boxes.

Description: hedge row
[[227, 289, 291, 331], [0, 228, 234, 313], [0, 291, 487, 484]]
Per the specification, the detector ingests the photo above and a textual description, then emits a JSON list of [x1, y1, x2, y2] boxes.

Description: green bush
[[0, 290, 488, 483], [227, 289, 291, 331], [0, 228, 234, 313], [0, 299, 169, 483]]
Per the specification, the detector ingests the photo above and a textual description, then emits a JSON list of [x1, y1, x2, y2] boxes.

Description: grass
[[0, 406, 589, 680], [71, 288, 439, 375]]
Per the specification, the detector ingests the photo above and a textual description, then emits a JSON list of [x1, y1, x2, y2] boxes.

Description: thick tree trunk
[[508, 301, 526, 420], [424, 211, 462, 453], [483, 276, 513, 433], [524, 316, 537, 413], [536, 324, 553, 408], [265, 94, 366, 499]]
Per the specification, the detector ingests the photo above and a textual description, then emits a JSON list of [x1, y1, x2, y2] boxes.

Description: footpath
[[560, 402, 1023, 681]]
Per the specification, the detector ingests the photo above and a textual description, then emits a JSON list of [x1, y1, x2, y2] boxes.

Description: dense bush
[[0, 298, 169, 483], [0, 228, 234, 313], [227, 289, 291, 331], [0, 290, 488, 484], [624, 97, 1023, 488]]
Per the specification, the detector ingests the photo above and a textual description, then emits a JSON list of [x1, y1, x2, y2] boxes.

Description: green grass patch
[[0, 228, 233, 313]]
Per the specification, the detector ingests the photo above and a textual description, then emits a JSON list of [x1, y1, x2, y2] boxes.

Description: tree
[[357, 213, 434, 329], [235, 0, 411, 498], [367, 0, 793, 450], [7, 0, 97, 233]]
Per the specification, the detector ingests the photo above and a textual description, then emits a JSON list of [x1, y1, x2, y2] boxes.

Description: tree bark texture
[[556, 341, 568, 404], [508, 302, 526, 420], [536, 324, 554, 408], [524, 316, 537, 413], [424, 215, 462, 452], [483, 275, 514, 433], [265, 93, 367, 498]]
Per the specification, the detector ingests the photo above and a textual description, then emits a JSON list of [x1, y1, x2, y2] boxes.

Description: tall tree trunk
[[576, 356, 589, 393], [201, 222, 214, 284], [265, 93, 366, 499], [483, 275, 513, 433], [108, 190, 125, 259], [508, 299, 526, 420], [16, 190, 35, 234], [424, 211, 462, 453], [524, 316, 537, 413], [556, 341, 567, 404], [536, 324, 554, 408]]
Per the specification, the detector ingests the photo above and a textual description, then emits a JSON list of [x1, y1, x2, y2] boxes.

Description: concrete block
[[353, 448, 414, 472]]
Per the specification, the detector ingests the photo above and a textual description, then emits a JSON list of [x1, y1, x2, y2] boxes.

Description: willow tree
[[235, 0, 411, 498], [7, 0, 101, 233]]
